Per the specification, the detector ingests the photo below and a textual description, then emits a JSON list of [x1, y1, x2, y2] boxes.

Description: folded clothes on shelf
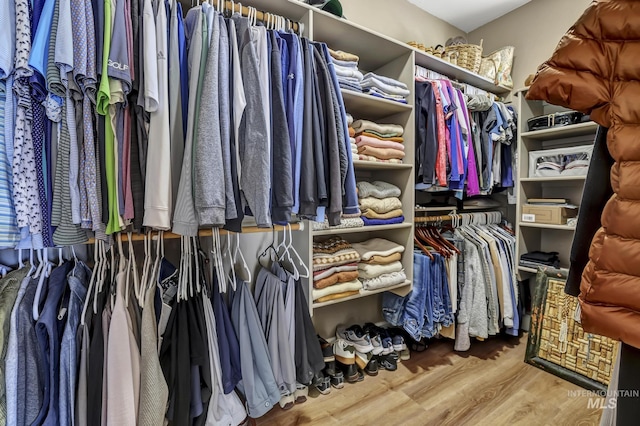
[[519, 251, 560, 268], [356, 155, 403, 164], [357, 181, 401, 199], [362, 216, 405, 226], [312, 217, 364, 231], [312, 279, 363, 302], [360, 270, 407, 291], [355, 135, 405, 151], [359, 197, 402, 214], [352, 120, 404, 137], [351, 238, 406, 261], [357, 145, 405, 160]]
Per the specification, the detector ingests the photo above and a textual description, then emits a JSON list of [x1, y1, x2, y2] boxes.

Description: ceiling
[[407, 0, 532, 33]]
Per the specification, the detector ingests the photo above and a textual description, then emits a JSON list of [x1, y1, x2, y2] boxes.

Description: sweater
[[328, 49, 359, 62], [362, 216, 405, 226], [358, 261, 404, 280], [356, 131, 404, 143], [357, 145, 405, 160], [362, 208, 403, 220], [351, 238, 405, 260], [313, 262, 359, 281], [359, 197, 402, 214], [314, 290, 360, 303], [355, 135, 405, 152], [356, 181, 401, 199], [313, 270, 360, 289], [360, 270, 407, 291], [357, 155, 403, 164], [312, 279, 362, 301], [361, 252, 402, 265], [352, 119, 404, 137]]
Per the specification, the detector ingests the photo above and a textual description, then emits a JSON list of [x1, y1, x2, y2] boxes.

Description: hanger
[[232, 232, 251, 283], [284, 224, 309, 279], [33, 248, 53, 321], [414, 235, 434, 260]]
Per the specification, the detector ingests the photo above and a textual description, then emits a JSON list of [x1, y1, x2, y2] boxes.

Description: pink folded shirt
[[355, 135, 405, 151]]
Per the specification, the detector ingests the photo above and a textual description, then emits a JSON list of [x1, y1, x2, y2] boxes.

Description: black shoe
[[318, 335, 335, 363], [330, 370, 345, 389], [324, 360, 337, 377], [341, 363, 359, 383], [313, 372, 331, 395], [356, 368, 365, 382], [378, 354, 398, 371], [365, 357, 379, 376]]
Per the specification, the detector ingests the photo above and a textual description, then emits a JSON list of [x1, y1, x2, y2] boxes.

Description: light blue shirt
[[0, 0, 16, 78], [28, 0, 57, 78]]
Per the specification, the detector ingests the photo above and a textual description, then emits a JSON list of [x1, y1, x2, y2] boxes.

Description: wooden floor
[[256, 335, 603, 426]]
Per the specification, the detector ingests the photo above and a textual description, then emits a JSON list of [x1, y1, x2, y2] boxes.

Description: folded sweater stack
[[361, 72, 411, 103], [312, 237, 362, 303], [353, 119, 405, 163], [357, 181, 405, 226], [351, 238, 407, 291], [329, 49, 363, 93]]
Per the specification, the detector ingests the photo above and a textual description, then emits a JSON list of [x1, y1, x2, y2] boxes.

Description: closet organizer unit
[[236, 0, 510, 337], [514, 87, 597, 274]]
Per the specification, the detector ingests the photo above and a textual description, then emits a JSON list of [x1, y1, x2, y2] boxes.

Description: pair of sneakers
[[363, 323, 410, 361], [316, 336, 345, 394]]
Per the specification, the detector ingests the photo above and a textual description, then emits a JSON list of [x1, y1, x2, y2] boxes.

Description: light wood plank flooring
[[256, 335, 603, 426]]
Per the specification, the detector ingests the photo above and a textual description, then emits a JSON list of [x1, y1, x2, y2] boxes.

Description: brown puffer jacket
[[527, 0, 640, 349]]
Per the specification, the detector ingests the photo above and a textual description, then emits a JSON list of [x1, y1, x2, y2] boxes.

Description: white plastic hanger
[[33, 248, 53, 321], [233, 232, 252, 283], [81, 240, 100, 326], [284, 224, 309, 279]]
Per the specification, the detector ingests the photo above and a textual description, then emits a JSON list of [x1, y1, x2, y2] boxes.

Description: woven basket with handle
[[444, 38, 483, 73]]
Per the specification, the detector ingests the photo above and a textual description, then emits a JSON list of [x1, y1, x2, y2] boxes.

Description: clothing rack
[[85, 223, 304, 244], [415, 65, 497, 101], [415, 211, 503, 226], [181, 0, 303, 33]]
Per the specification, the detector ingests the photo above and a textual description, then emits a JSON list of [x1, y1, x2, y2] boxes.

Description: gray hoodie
[[194, 12, 226, 227], [233, 15, 271, 228]]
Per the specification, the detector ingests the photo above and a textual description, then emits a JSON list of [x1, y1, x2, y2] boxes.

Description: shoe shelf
[[312, 280, 411, 309]]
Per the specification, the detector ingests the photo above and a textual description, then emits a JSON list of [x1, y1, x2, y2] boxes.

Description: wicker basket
[[443, 40, 483, 73], [537, 276, 618, 385]]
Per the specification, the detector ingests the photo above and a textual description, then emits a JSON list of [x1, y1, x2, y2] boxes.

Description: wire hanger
[[233, 232, 252, 284]]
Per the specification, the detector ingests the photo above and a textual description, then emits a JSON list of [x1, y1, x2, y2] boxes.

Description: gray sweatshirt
[[195, 12, 226, 227], [233, 15, 271, 228]]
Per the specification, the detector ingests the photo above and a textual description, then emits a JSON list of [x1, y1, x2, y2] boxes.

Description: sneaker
[[388, 328, 408, 352], [313, 372, 331, 395], [363, 323, 392, 355], [378, 354, 398, 371], [399, 348, 411, 361], [319, 336, 335, 363], [333, 338, 356, 365], [324, 360, 338, 377], [365, 357, 379, 376], [356, 368, 365, 382], [340, 363, 360, 383], [294, 384, 308, 404], [329, 371, 345, 389], [336, 325, 374, 354], [354, 350, 372, 370]]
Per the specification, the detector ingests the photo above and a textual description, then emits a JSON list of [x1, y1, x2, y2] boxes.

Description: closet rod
[[85, 223, 303, 244], [214, 0, 302, 33], [415, 211, 503, 225]]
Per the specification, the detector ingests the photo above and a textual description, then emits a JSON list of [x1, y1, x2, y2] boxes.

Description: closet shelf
[[312, 280, 411, 309], [519, 223, 576, 231], [521, 122, 598, 141], [85, 223, 304, 244], [520, 176, 587, 182], [413, 48, 511, 95], [312, 222, 413, 236], [341, 89, 412, 120], [352, 160, 413, 170]]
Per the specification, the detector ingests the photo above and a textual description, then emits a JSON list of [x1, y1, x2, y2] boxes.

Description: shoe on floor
[[330, 371, 345, 389], [355, 350, 373, 370], [313, 372, 331, 395], [365, 357, 379, 376], [378, 354, 398, 371], [333, 338, 356, 365], [336, 324, 374, 354], [356, 368, 365, 382], [364, 323, 394, 355], [399, 348, 410, 361], [318, 335, 335, 363], [294, 384, 308, 404], [324, 360, 337, 377], [340, 363, 360, 383]]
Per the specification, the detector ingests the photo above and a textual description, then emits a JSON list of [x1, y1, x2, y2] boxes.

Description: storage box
[[522, 204, 577, 225], [528, 144, 593, 178]]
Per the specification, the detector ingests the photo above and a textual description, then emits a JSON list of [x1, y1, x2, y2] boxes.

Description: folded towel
[[365, 89, 408, 104], [312, 279, 362, 301], [351, 238, 405, 261], [346, 113, 354, 126], [332, 57, 359, 68], [356, 131, 404, 143], [329, 49, 360, 62], [339, 82, 363, 93], [362, 215, 405, 226], [356, 135, 405, 152], [361, 77, 411, 97], [362, 208, 403, 220], [313, 262, 359, 281], [334, 65, 364, 80], [357, 154, 403, 164], [349, 127, 355, 137], [363, 72, 408, 90], [314, 270, 360, 289], [352, 119, 404, 137], [314, 290, 361, 303], [359, 196, 402, 214], [358, 261, 404, 280], [360, 270, 407, 291], [357, 145, 405, 160], [361, 252, 402, 265], [357, 181, 401, 199], [312, 217, 364, 231]]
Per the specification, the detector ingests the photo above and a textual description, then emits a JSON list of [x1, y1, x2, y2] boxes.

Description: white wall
[[468, 0, 591, 92]]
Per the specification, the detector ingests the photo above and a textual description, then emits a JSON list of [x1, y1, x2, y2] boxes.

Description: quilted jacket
[[527, 0, 640, 348]]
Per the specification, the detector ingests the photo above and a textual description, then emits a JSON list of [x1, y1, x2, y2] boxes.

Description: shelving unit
[[340, 89, 412, 120], [352, 160, 413, 170], [515, 88, 596, 277], [312, 222, 413, 236], [312, 280, 411, 309]]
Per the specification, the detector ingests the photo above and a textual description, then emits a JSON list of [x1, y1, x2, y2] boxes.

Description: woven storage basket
[[537, 277, 618, 386], [444, 40, 483, 73]]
